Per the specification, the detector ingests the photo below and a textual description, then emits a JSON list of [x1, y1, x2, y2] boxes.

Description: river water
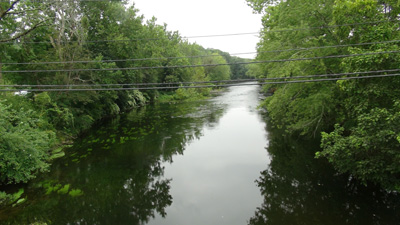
[[1, 84, 400, 224]]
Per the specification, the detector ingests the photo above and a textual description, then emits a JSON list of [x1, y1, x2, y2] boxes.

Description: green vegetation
[[249, 121, 400, 225], [0, 0, 249, 200], [0, 188, 25, 207], [0, 99, 56, 184], [0, 99, 225, 224], [247, 0, 400, 190]]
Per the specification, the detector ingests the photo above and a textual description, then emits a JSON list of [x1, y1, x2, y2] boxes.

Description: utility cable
[[2, 68, 400, 88], [1, 20, 397, 45], [2, 73, 400, 92], [2, 50, 400, 73], [2, 39, 399, 66], [1, 52, 256, 65], [263, 19, 398, 33]]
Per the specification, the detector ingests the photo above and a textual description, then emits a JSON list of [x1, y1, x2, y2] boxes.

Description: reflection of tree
[[1, 150, 173, 224], [1, 100, 226, 224], [249, 122, 400, 225]]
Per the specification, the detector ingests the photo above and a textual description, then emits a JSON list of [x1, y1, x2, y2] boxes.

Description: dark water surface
[[1, 84, 400, 225]]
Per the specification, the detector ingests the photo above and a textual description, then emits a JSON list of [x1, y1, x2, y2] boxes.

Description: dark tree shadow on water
[[249, 121, 400, 225], [0, 100, 226, 225]]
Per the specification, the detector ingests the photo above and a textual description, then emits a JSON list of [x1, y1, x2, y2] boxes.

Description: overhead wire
[[2, 50, 400, 73], [0, 31, 257, 44], [261, 19, 398, 33], [1, 51, 257, 65], [2, 39, 400, 66], [2, 73, 400, 92], [2, 69, 400, 88], [1, 10, 399, 92], [0, 19, 397, 45]]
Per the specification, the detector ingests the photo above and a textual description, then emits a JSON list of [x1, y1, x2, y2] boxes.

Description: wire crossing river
[[147, 84, 270, 225], [1, 83, 400, 224], [0, 83, 269, 224]]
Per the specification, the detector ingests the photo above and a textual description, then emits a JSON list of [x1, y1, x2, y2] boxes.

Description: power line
[[263, 19, 398, 33], [2, 73, 400, 92], [1, 51, 256, 65], [2, 69, 400, 88], [0, 32, 259, 44], [1, 20, 397, 45], [0, 78, 254, 87], [271, 73, 400, 84], [256, 39, 400, 55], [2, 39, 399, 66], [2, 50, 400, 73]]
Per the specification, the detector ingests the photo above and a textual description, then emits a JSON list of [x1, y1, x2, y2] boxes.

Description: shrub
[[0, 100, 56, 184]]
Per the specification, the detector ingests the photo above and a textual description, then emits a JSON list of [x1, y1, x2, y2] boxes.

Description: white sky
[[129, 0, 263, 59]]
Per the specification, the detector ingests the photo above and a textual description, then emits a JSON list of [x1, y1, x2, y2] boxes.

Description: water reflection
[[146, 85, 269, 225], [249, 119, 400, 225], [0, 100, 226, 224]]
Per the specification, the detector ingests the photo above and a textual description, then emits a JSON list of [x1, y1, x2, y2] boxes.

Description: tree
[[249, 122, 400, 225], [203, 52, 231, 81], [316, 0, 400, 191], [0, 0, 240, 186], [0, 99, 56, 184], [247, 0, 400, 190], [0, 0, 52, 83], [0, 0, 52, 43], [247, 0, 339, 136]]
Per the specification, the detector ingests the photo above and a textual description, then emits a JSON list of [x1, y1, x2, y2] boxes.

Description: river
[[1, 84, 400, 224]]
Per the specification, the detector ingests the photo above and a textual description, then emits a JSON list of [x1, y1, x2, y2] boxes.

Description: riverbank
[[0, 87, 216, 207], [0, 84, 266, 224], [2, 84, 400, 224]]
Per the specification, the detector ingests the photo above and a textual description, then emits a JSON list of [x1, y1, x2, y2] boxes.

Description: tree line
[[246, 0, 400, 191], [0, 0, 250, 187]]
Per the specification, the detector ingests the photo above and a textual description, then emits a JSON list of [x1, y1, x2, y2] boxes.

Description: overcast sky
[[129, 0, 263, 58]]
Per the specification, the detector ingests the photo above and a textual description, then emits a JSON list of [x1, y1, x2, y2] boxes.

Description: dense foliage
[[0, 0, 249, 186], [0, 98, 56, 184], [249, 120, 400, 225], [247, 0, 400, 190], [0, 91, 226, 224]]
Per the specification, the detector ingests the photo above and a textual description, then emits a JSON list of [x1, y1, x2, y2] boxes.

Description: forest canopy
[[0, 0, 250, 185], [246, 0, 400, 191]]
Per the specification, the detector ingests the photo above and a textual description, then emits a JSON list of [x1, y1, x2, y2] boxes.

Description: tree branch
[[0, 19, 50, 43], [5, 7, 46, 16], [0, 0, 20, 20]]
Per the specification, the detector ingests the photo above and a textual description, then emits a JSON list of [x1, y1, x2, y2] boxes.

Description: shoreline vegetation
[[246, 0, 400, 191], [2, 0, 400, 210], [0, 0, 253, 206]]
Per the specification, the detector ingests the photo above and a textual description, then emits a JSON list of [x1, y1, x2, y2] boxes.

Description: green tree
[[0, 0, 52, 43], [0, 0, 240, 186], [248, 0, 340, 136], [0, 99, 56, 184], [316, 0, 400, 191], [247, 0, 400, 190], [203, 52, 231, 81], [249, 122, 400, 225]]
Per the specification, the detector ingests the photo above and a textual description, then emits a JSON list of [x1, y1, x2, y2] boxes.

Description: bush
[[0, 100, 56, 184], [317, 102, 400, 190]]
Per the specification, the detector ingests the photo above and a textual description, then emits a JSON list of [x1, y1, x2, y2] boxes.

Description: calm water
[[1, 84, 400, 224]]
